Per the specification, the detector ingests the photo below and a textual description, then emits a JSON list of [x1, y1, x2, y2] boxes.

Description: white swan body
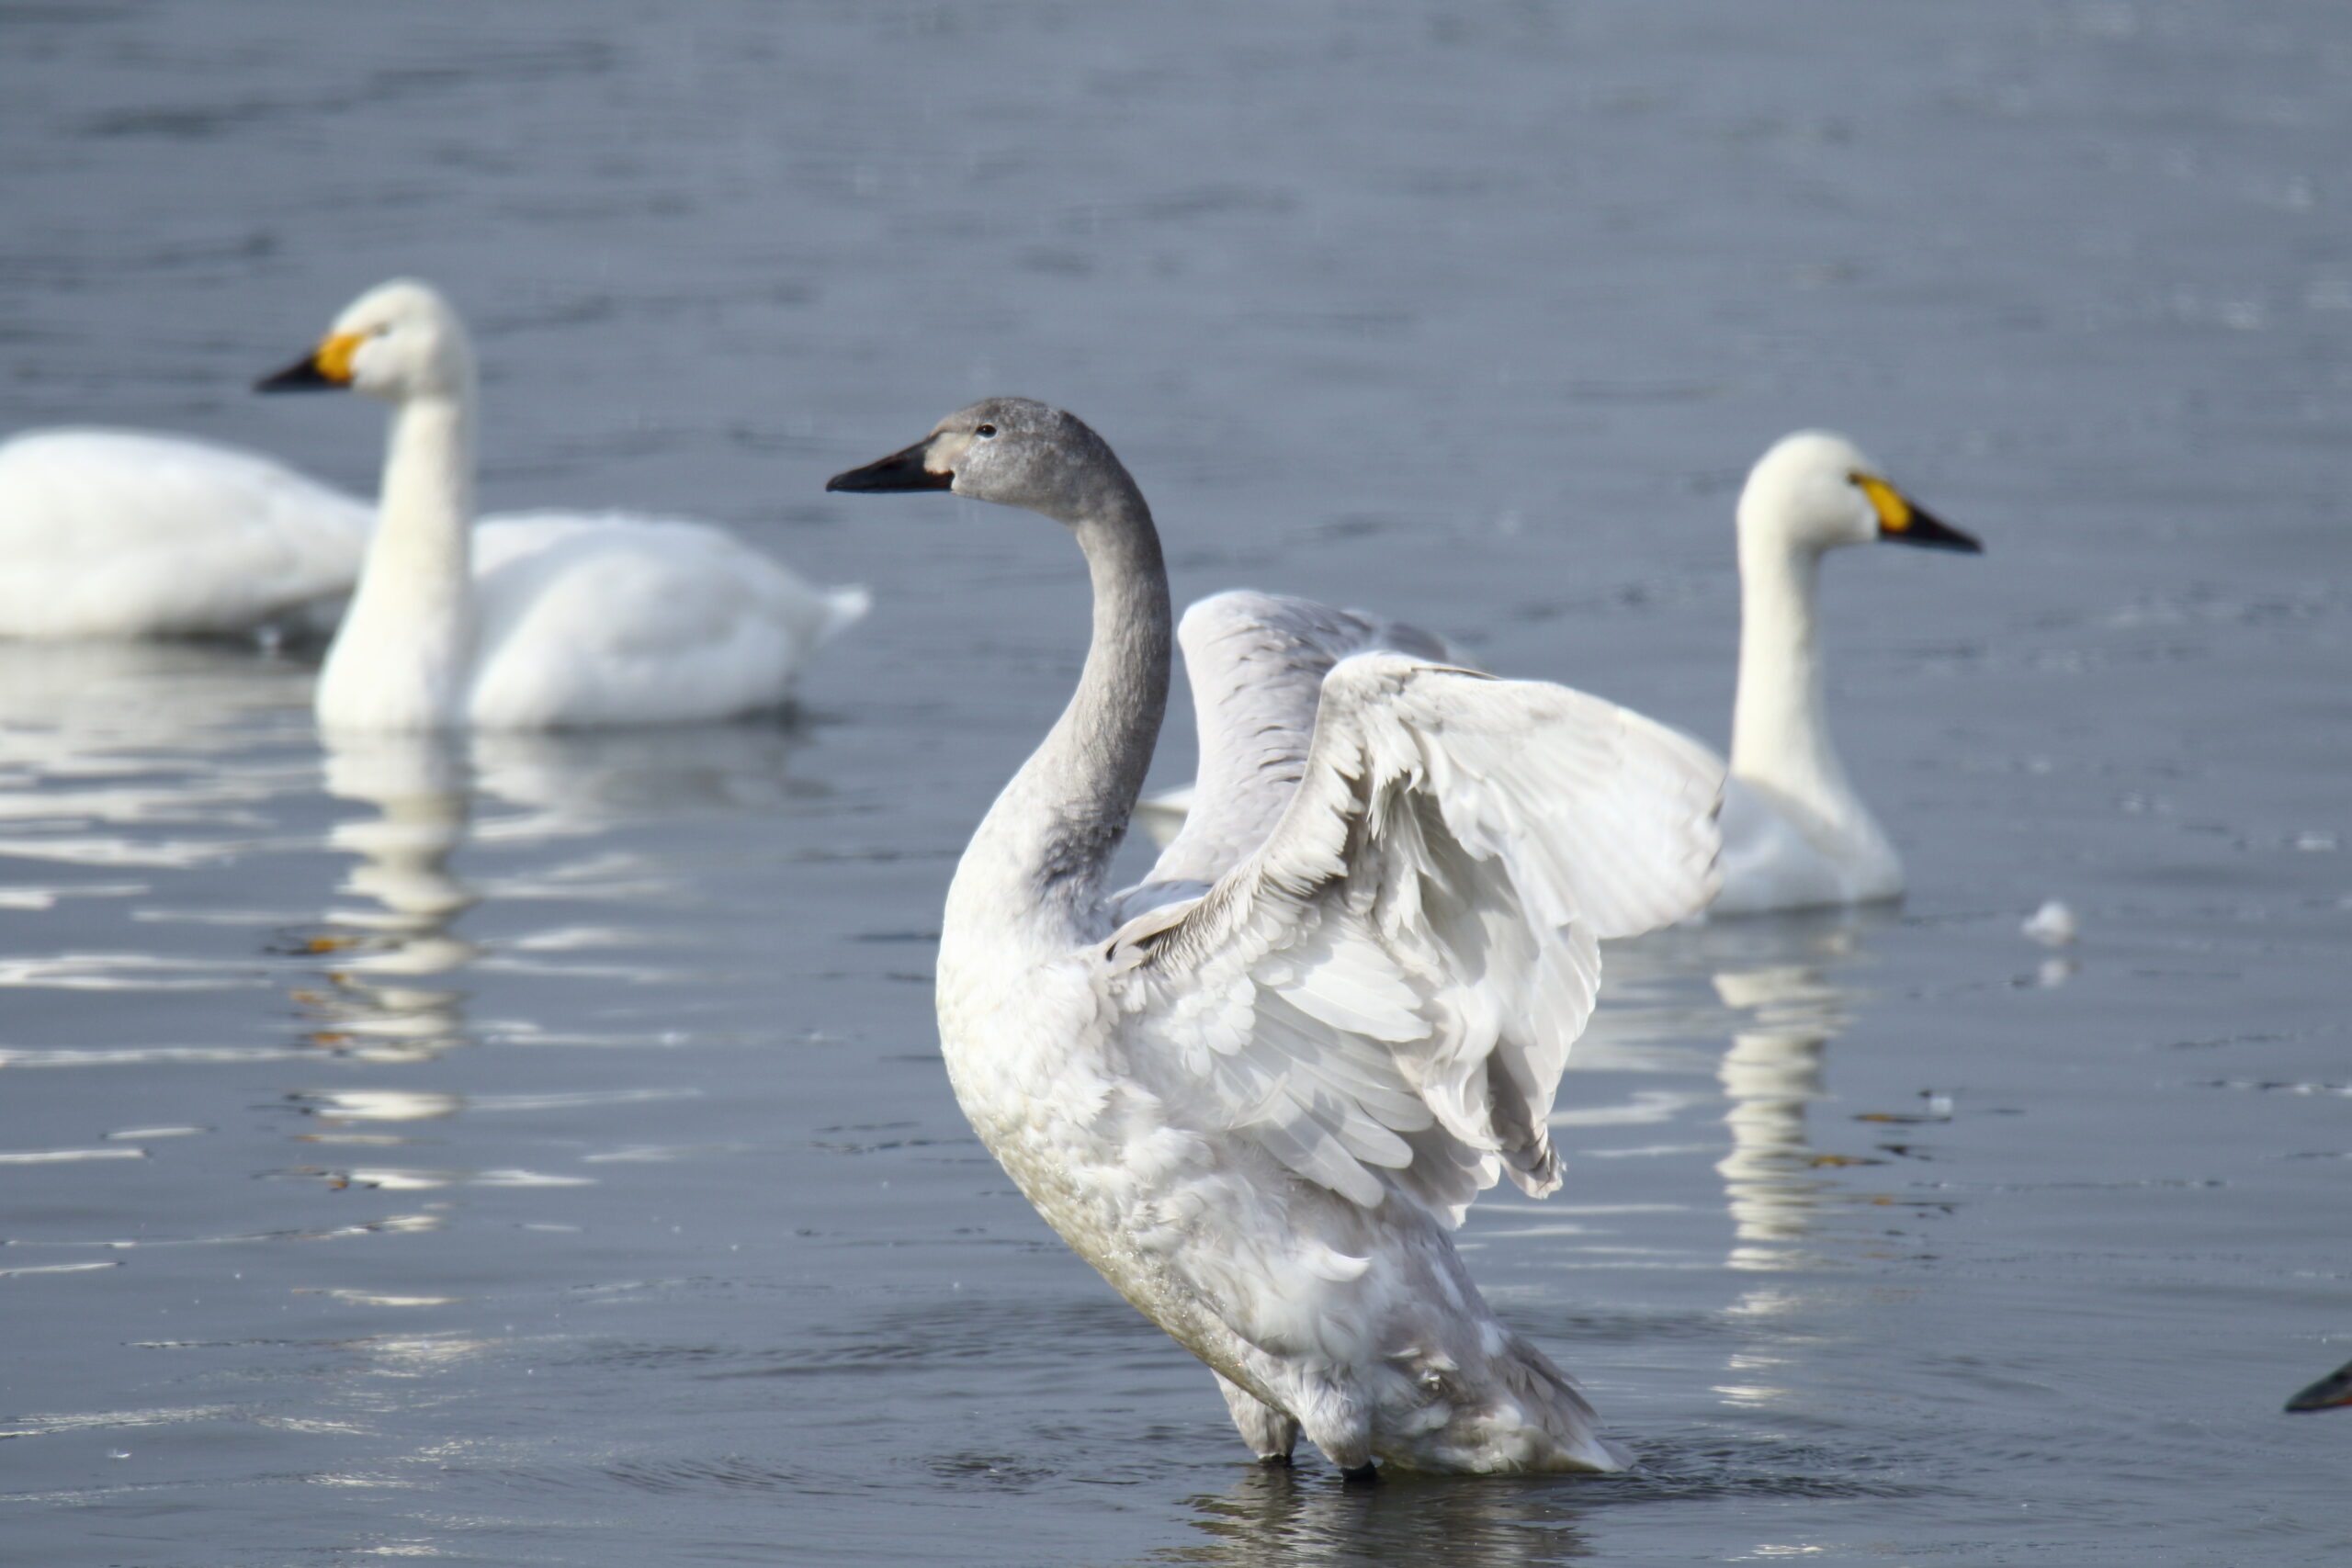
[[0, 427, 368, 638], [830, 400, 1722, 1475], [1136, 433, 1975, 914], [458, 511, 866, 729], [1708, 431, 1980, 915], [260, 279, 866, 731]]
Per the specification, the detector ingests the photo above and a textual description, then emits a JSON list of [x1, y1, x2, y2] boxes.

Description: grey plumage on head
[[922, 398, 1146, 527]]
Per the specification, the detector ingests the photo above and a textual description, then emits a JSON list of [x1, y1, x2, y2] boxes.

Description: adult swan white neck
[[830, 399, 1723, 1476], [1713, 431, 1981, 915], [258, 279, 866, 730]]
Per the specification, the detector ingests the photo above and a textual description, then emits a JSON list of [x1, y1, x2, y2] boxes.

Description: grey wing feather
[[1139, 591, 1453, 894]]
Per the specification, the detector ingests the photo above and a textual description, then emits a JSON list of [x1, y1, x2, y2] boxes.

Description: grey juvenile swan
[[829, 399, 1723, 1476]]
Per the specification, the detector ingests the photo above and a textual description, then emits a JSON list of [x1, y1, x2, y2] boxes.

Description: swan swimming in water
[[258, 279, 867, 730], [1139, 431, 1980, 916], [829, 398, 1722, 1476], [0, 427, 368, 639], [1707, 431, 1980, 914]]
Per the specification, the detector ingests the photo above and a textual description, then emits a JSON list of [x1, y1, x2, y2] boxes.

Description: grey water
[[1, 1, 2346, 1562]]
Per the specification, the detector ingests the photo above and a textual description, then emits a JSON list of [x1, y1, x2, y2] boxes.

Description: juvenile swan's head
[[256, 278, 474, 403], [1738, 431, 1981, 558], [827, 398, 1132, 525]]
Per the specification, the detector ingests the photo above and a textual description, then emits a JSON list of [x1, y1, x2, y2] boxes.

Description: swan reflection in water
[[1708, 915, 1877, 1274], [0, 639, 316, 874], [1159, 1464, 1594, 1565], [300, 720, 816, 1062], [1578, 908, 1895, 1273], [300, 732, 479, 1062]]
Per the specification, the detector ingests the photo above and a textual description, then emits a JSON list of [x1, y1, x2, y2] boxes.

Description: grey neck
[[959, 471, 1172, 941]]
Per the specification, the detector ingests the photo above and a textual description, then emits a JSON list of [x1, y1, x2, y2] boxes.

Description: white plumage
[[1136, 590, 1450, 892], [262, 279, 866, 731], [831, 399, 1722, 1475], [459, 513, 867, 730], [1142, 433, 1981, 916], [1707, 431, 1980, 913], [0, 427, 368, 639]]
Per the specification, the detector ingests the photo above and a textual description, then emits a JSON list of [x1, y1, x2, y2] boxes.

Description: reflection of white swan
[[1650, 908, 1894, 1273], [307, 732, 479, 1061], [0, 428, 368, 639], [0, 637, 309, 750], [1166, 1461, 1596, 1565], [0, 640, 314, 874], [830, 398, 1720, 1476], [302, 720, 816, 1059], [1709, 433, 1980, 914], [469, 721, 812, 830], [1713, 962, 1852, 1271], [259, 279, 868, 730]]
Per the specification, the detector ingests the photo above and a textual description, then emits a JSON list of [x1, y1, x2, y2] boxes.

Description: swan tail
[[818, 584, 873, 645]]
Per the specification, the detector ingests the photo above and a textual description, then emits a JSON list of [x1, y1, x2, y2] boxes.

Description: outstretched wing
[[1140, 591, 1454, 890], [1104, 653, 1723, 1225]]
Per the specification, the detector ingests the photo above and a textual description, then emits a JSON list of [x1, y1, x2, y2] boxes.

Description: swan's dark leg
[[1215, 1371, 1301, 1463]]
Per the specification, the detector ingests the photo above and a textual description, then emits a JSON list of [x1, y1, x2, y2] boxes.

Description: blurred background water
[[0, 2, 2346, 1562]]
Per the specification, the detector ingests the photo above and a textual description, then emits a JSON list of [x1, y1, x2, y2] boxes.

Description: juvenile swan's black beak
[[2286, 1360, 2352, 1413], [254, 354, 337, 394], [826, 440, 952, 494], [1885, 502, 1983, 554]]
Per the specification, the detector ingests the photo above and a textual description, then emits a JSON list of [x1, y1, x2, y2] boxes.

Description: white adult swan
[[0, 427, 368, 639], [829, 399, 1722, 1476], [257, 279, 867, 730], [1136, 432, 1978, 914], [1709, 431, 1980, 914]]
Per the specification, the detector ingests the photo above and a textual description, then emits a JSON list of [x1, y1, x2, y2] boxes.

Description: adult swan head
[[830, 399, 1724, 1476], [259, 279, 867, 731]]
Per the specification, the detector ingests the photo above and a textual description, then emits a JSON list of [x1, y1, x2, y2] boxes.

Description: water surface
[[1, 3, 2346, 1562]]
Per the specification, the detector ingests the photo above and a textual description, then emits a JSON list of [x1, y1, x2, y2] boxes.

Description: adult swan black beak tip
[[1883, 502, 1984, 555], [826, 440, 953, 494], [254, 354, 338, 394]]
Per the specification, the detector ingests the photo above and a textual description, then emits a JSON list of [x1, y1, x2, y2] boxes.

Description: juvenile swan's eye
[[975, 424, 997, 437]]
